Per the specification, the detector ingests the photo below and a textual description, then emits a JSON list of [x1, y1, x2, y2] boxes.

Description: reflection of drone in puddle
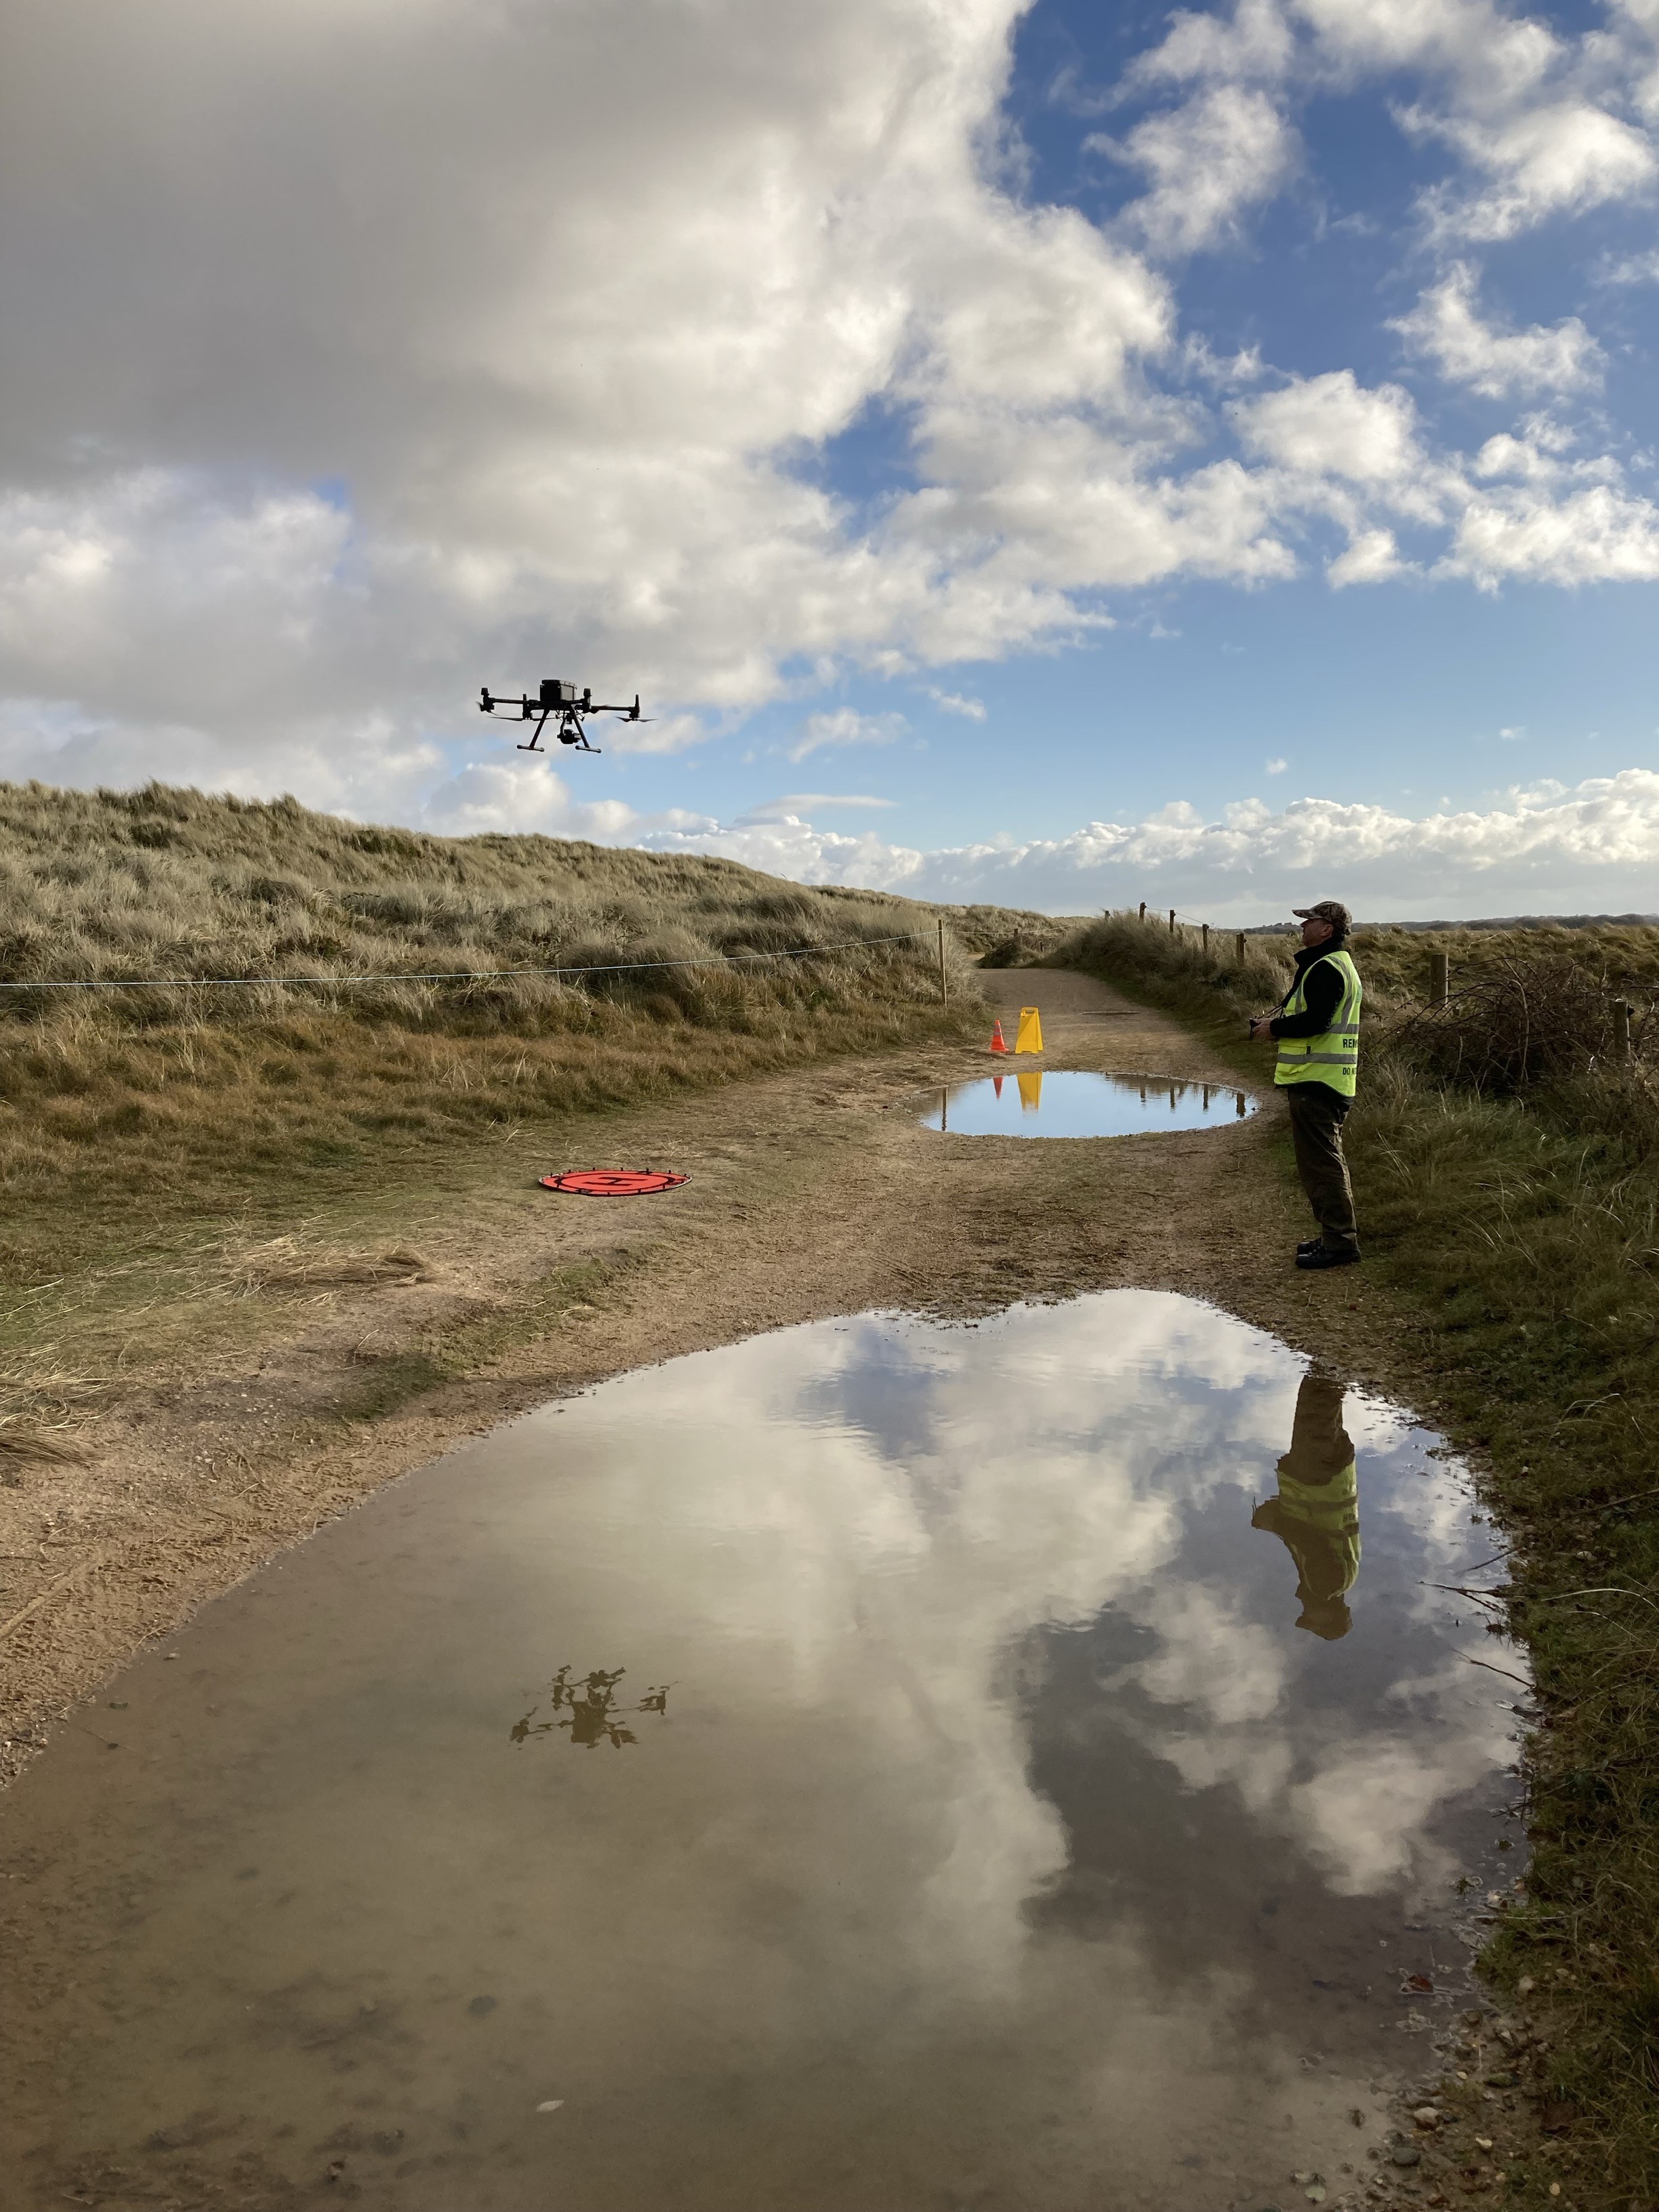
[[510, 1664, 671, 1752], [478, 678, 650, 756]]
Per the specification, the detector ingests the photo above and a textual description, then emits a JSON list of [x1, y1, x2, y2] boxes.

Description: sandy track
[[1, 973, 1399, 1780]]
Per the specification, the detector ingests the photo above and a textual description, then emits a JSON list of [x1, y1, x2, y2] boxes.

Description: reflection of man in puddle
[[1252, 1372, 1359, 1639]]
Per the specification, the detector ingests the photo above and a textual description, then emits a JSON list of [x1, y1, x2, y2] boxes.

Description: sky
[[1, 0, 1658, 921]]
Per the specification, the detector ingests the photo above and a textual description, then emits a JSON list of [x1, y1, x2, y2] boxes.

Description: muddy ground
[[2, 971, 1428, 1778]]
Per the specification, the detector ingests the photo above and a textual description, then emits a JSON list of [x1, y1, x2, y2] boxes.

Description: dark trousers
[[1284, 1082, 1359, 1255]]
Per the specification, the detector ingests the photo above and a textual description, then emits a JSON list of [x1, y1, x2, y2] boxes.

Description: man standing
[[1248, 901, 1363, 1271]]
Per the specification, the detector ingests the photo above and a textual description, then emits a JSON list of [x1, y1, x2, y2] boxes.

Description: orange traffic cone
[[989, 1021, 1008, 1054]]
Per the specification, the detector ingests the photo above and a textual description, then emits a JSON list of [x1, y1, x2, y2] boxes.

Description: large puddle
[[1, 1294, 1523, 2211], [918, 1070, 1256, 1136]]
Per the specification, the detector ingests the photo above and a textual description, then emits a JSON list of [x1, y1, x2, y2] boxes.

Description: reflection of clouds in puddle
[[1118, 1580, 1290, 1726], [1134, 1692, 1507, 1901], [527, 1289, 1517, 1988], [6, 1286, 1525, 2207], [1088, 1389, 1518, 1902], [1288, 1737, 1489, 1896]]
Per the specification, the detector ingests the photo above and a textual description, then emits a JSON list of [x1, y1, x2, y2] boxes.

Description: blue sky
[[2, 0, 1658, 917]]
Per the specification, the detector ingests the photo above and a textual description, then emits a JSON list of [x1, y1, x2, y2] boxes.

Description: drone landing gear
[[515, 708, 601, 755]]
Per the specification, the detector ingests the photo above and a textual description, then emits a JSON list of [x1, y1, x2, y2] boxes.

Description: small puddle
[[918, 1069, 1256, 1136], [1, 1294, 1524, 2211]]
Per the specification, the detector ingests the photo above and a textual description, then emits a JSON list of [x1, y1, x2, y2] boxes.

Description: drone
[[478, 678, 649, 755]]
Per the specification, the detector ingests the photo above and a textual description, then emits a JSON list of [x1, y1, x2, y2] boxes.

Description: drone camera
[[539, 678, 578, 707]]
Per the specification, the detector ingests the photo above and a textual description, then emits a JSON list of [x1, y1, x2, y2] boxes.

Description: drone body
[[478, 678, 649, 754]]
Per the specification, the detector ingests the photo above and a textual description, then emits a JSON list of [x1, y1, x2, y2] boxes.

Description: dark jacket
[[1269, 935, 1349, 1041]]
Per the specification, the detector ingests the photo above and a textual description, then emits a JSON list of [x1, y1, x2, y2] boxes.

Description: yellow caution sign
[[1014, 1006, 1043, 1054], [1017, 1070, 1043, 1113]]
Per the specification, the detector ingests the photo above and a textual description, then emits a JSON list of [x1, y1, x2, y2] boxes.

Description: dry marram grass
[[0, 777, 1029, 1254], [0, 777, 1046, 1439]]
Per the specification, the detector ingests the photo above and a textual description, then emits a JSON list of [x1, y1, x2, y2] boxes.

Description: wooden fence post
[[1235, 931, 1246, 967], [1201, 923, 1210, 956], [1613, 998, 1633, 1060], [1429, 951, 1450, 1008], [1168, 909, 1176, 935], [1139, 901, 1146, 923], [937, 918, 947, 1007]]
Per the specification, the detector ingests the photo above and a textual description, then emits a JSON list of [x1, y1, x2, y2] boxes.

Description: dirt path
[[1, 972, 1405, 1782]]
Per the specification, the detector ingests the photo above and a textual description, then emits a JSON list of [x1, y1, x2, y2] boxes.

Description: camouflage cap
[[1292, 899, 1352, 931]]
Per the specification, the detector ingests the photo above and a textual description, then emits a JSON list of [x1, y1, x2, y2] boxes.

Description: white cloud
[[0, 0, 1215, 781], [1295, 0, 1560, 101], [1441, 480, 1659, 588], [1224, 373, 1659, 589], [1232, 371, 1421, 484], [1126, 0, 1297, 88], [1390, 263, 1603, 396], [785, 709, 909, 763], [0, 473, 350, 724], [418, 758, 706, 844], [1101, 85, 1298, 256], [927, 689, 987, 719], [1327, 526, 1408, 586], [1469, 419, 1579, 480], [1265, 756, 1288, 774], [1411, 99, 1658, 243], [1597, 246, 1659, 285], [1127, 0, 1656, 250], [0, 0, 1652, 822], [1607, 0, 1659, 122], [638, 770, 1659, 921]]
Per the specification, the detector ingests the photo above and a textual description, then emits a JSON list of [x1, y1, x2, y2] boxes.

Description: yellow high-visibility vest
[[1271, 1461, 1361, 1594], [1274, 947, 1361, 1097]]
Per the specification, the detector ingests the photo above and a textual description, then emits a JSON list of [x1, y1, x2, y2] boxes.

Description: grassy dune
[[0, 779, 1048, 1249], [0, 780, 1079, 1442], [1059, 909, 1659, 2209]]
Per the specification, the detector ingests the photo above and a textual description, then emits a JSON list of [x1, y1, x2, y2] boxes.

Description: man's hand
[[1248, 1017, 1275, 1042]]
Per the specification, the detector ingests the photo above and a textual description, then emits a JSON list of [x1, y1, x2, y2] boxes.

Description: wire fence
[[0, 929, 938, 996], [1126, 904, 1275, 959]]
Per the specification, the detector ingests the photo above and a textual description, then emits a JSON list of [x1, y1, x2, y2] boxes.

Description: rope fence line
[[0, 929, 937, 996]]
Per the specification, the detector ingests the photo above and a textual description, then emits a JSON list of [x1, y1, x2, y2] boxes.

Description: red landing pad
[[538, 1170, 690, 1197]]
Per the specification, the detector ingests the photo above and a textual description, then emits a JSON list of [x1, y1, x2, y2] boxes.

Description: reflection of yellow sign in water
[[1252, 1372, 1361, 1641], [1014, 1006, 1044, 1054], [1017, 1070, 1043, 1113]]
